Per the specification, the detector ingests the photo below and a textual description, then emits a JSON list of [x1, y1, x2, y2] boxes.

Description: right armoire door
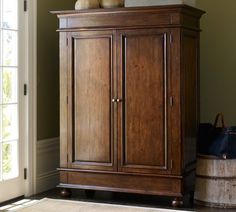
[[117, 29, 174, 175]]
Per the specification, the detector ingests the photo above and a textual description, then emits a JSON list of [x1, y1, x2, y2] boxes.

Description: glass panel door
[[0, 0, 25, 203]]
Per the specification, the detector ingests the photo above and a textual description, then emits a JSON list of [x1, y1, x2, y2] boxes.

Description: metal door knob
[[112, 98, 122, 103]]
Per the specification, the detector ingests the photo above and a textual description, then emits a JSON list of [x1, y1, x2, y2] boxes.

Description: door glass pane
[[2, 141, 18, 180], [0, 0, 19, 182], [2, 104, 18, 141], [3, 68, 17, 103], [2, 0, 18, 30], [0, 31, 2, 66], [2, 30, 18, 66]]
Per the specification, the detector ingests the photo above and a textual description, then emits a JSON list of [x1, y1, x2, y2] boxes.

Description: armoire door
[[117, 29, 172, 175], [67, 30, 117, 171]]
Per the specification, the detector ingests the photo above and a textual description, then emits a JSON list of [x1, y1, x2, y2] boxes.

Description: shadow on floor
[[0, 188, 235, 212]]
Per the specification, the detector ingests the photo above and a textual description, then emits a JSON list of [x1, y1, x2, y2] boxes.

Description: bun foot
[[85, 190, 96, 198], [172, 197, 183, 207], [60, 188, 72, 198]]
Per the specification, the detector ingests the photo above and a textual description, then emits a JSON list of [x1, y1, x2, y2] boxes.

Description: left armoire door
[[66, 30, 117, 172]]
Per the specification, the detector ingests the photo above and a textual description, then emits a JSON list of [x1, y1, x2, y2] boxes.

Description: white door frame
[[0, 0, 37, 202], [24, 0, 37, 197]]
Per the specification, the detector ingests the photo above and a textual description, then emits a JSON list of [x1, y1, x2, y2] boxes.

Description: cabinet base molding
[[59, 171, 187, 197]]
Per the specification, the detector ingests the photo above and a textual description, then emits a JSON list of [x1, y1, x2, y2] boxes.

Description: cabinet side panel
[[60, 32, 68, 168], [73, 36, 112, 164], [169, 29, 181, 175], [181, 30, 199, 172]]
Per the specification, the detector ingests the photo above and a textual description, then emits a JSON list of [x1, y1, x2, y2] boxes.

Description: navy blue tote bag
[[198, 113, 236, 159]]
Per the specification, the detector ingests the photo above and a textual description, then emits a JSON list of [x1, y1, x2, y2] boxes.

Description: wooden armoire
[[52, 5, 204, 206]]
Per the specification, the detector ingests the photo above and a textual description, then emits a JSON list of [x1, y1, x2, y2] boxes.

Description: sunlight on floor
[[0, 199, 39, 211]]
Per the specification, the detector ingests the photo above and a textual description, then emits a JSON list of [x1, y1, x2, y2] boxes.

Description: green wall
[[197, 0, 236, 125], [37, 0, 75, 140], [37, 0, 236, 140]]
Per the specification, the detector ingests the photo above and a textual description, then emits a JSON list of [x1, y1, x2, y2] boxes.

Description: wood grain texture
[[59, 32, 68, 168], [124, 33, 165, 167], [195, 157, 236, 207], [59, 171, 182, 197], [168, 28, 181, 176], [51, 5, 205, 31], [181, 29, 199, 173], [55, 5, 204, 204], [117, 29, 169, 174], [74, 35, 111, 163], [68, 31, 116, 171]]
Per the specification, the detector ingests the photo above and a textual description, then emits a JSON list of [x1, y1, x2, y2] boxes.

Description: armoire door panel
[[117, 29, 170, 174], [68, 31, 116, 171]]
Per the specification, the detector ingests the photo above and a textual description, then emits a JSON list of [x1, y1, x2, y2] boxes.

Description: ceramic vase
[[100, 0, 124, 8], [75, 0, 100, 10]]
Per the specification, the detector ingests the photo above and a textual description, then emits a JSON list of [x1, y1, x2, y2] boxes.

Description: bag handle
[[214, 113, 226, 128]]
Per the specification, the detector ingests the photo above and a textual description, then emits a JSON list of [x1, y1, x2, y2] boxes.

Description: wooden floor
[[0, 188, 235, 211]]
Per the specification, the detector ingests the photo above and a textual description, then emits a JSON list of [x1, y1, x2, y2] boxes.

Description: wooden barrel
[[195, 155, 236, 208]]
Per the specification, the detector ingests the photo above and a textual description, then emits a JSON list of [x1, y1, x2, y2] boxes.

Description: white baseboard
[[36, 137, 60, 194]]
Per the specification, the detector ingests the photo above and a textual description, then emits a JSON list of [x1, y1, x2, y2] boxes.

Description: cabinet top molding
[[51, 5, 205, 31]]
